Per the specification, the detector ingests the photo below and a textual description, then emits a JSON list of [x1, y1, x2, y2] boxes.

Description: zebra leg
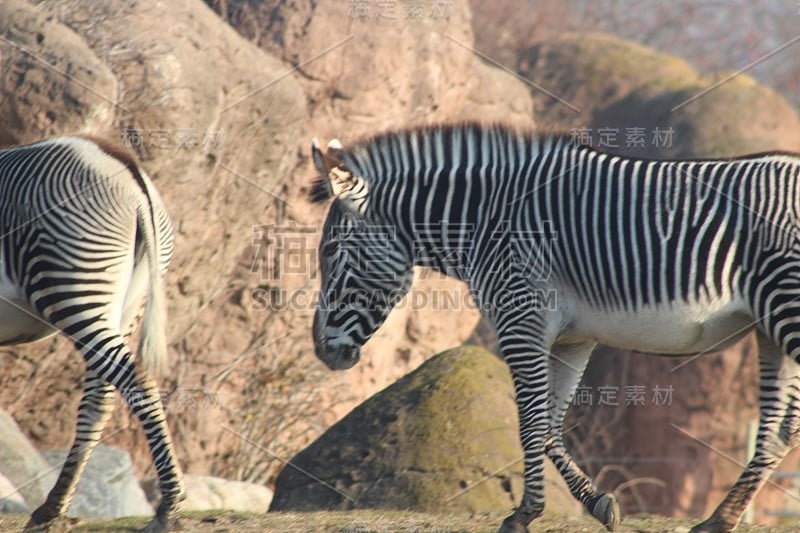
[[496, 315, 554, 533], [545, 341, 620, 531], [691, 333, 800, 533], [121, 377, 184, 533], [25, 373, 115, 529], [78, 329, 183, 532]]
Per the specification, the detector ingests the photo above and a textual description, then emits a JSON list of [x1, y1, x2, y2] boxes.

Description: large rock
[[197, 0, 537, 485], [516, 32, 800, 158], [0, 0, 117, 145], [270, 346, 579, 516], [42, 446, 153, 519], [141, 474, 273, 513], [0, 410, 55, 510]]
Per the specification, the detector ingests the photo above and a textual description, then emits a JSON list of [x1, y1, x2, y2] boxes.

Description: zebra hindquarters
[[24, 234, 182, 530]]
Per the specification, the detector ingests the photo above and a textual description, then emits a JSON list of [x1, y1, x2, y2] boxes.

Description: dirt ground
[[2, 510, 800, 533]]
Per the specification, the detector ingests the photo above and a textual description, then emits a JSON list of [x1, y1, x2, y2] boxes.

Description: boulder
[[0, 0, 117, 146], [41, 446, 152, 519], [0, 472, 29, 515], [270, 346, 579, 516], [517, 32, 800, 158], [0, 409, 55, 510], [141, 474, 273, 513]]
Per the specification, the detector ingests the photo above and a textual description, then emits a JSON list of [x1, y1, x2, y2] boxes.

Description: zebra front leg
[[25, 374, 115, 530], [545, 342, 620, 531], [692, 334, 800, 533], [496, 316, 554, 533]]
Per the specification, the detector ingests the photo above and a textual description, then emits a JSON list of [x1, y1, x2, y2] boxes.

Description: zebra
[[308, 122, 800, 533], [0, 137, 183, 532]]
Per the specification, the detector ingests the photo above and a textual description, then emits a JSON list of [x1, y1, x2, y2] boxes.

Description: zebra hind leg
[[117, 363, 184, 532], [545, 342, 620, 531], [77, 328, 184, 532], [691, 334, 800, 533], [25, 374, 115, 530]]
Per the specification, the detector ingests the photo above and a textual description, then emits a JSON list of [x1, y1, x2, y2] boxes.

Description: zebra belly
[[0, 269, 57, 345], [0, 297, 57, 345], [561, 297, 754, 356]]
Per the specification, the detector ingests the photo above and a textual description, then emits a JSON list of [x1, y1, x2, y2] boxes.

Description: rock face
[[0, 410, 56, 510], [270, 346, 579, 516], [0, 0, 116, 146], [42, 446, 153, 519], [141, 474, 273, 513]]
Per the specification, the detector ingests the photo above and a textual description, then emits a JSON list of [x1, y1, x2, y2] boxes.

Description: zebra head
[[310, 138, 414, 370]]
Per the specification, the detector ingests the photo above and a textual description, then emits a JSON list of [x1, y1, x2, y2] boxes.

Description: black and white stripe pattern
[[310, 123, 800, 533], [0, 137, 183, 532]]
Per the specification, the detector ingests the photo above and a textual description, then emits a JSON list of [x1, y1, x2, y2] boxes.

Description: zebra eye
[[321, 240, 338, 256]]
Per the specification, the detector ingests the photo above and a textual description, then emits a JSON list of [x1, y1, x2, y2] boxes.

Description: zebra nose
[[316, 342, 360, 371], [335, 345, 360, 370]]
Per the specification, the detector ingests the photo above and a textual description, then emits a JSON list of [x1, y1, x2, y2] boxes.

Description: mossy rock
[[270, 346, 579, 516], [518, 32, 800, 158]]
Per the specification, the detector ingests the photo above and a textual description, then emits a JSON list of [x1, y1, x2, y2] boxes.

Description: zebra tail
[[136, 202, 169, 379]]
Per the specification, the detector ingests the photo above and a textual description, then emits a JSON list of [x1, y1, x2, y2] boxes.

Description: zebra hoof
[[141, 515, 179, 533], [24, 515, 78, 533], [591, 493, 621, 531], [498, 515, 529, 533], [689, 516, 735, 533]]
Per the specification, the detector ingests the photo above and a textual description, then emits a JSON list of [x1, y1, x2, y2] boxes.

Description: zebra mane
[[308, 176, 333, 204], [306, 122, 576, 204]]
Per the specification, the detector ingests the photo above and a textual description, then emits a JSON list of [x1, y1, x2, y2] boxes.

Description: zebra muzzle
[[315, 342, 361, 371]]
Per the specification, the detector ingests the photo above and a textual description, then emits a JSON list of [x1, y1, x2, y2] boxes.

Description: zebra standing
[[309, 122, 800, 533], [0, 137, 183, 532]]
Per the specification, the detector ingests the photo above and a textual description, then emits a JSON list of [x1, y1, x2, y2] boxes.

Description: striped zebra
[[0, 137, 183, 532], [308, 122, 800, 533]]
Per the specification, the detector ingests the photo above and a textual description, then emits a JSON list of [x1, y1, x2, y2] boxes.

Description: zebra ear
[[308, 138, 370, 212]]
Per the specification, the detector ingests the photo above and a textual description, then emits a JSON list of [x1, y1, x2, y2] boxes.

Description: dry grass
[[3, 510, 800, 533]]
